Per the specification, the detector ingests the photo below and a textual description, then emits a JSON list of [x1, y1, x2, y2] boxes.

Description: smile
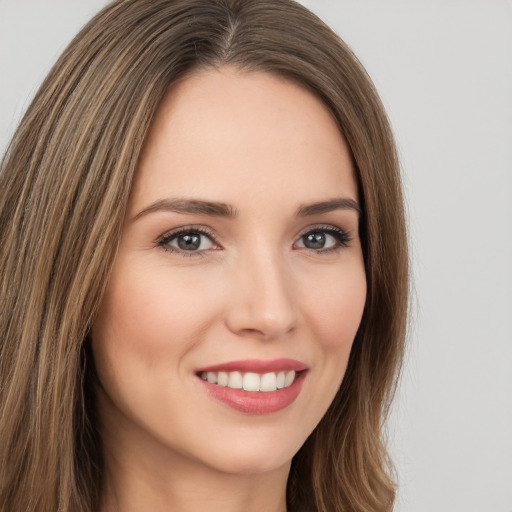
[[196, 359, 308, 414], [200, 370, 298, 392]]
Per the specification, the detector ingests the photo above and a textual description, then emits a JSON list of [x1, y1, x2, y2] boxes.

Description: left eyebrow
[[131, 198, 238, 222], [296, 198, 361, 217]]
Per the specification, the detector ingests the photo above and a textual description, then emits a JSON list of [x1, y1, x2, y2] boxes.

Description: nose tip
[[233, 305, 296, 340], [225, 257, 297, 340]]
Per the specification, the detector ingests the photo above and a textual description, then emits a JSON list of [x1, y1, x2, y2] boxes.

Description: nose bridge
[[226, 242, 297, 339]]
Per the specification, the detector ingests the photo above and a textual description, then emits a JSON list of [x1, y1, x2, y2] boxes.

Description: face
[[92, 67, 366, 477]]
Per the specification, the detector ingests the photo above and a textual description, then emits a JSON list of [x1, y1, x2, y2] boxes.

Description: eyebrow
[[131, 198, 237, 221], [131, 196, 360, 222], [296, 197, 361, 217]]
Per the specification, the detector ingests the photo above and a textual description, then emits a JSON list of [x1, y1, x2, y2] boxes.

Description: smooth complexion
[[92, 67, 367, 512]]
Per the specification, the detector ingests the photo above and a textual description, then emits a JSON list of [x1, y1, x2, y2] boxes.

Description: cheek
[[302, 259, 366, 398], [303, 262, 367, 351], [93, 261, 218, 358], [284, 261, 366, 440], [91, 260, 230, 412], [90, 262, 221, 429], [93, 277, 167, 369]]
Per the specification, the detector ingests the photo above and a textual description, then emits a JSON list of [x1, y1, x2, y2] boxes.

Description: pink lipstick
[[195, 358, 308, 414]]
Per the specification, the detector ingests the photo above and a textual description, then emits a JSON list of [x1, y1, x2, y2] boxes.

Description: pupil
[[178, 234, 200, 250], [305, 232, 325, 249]]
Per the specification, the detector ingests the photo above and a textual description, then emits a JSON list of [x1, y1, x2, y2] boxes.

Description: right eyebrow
[[296, 197, 361, 217], [130, 198, 238, 222]]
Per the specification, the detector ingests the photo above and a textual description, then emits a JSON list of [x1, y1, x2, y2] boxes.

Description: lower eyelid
[[156, 226, 351, 255], [156, 227, 220, 253]]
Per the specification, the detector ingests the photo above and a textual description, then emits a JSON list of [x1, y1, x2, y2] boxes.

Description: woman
[[0, 1, 408, 511]]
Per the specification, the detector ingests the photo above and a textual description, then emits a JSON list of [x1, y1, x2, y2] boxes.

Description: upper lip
[[196, 358, 308, 374]]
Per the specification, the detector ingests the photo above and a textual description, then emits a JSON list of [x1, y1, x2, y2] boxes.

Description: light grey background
[[1, 1, 511, 511]]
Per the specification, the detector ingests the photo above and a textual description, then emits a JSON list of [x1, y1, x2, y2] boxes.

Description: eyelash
[[299, 225, 352, 253], [156, 224, 352, 257], [157, 226, 218, 257]]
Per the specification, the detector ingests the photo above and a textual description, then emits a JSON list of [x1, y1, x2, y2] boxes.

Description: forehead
[[130, 66, 358, 214]]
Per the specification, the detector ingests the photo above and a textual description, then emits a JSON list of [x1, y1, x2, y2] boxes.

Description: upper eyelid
[[295, 224, 352, 250], [296, 223, 350, 237], [158, 225, 218, 243], [156, 223, 351, 250], [156, 227, 221, 257], [158, 223, 347, 238]]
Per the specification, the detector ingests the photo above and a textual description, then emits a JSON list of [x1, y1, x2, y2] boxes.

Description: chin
[[203, 447, 294, 476], [183, 427, 305, 476]]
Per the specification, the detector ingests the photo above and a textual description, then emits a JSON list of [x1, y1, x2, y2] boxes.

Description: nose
[[224, 249, 297, 340]]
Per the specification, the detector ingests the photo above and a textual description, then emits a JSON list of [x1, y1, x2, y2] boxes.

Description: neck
[[101, 458, 289, 512], [100, 446, 289, 512]]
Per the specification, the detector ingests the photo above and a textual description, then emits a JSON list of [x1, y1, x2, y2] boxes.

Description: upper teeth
[[200, 370, 296, 392]]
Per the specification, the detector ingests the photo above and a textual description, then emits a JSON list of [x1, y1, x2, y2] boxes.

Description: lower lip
[[198, 372, 306, 415]]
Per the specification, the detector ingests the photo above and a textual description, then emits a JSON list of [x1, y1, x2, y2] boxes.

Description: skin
[[92, 66, 367, 512]]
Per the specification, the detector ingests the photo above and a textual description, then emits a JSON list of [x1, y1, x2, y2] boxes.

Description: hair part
[[0, 1, 408, 511]]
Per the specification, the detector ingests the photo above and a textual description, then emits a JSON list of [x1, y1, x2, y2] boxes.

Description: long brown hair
[[0, 1, 408, 511]]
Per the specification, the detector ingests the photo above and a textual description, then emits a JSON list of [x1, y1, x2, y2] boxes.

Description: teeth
[[243, 372, 260, 391], [260, 372, 277, 392], [217, 371, 229, 387], [200, 370, 297, 392], [228, 371, 243, 389], [284, 370, 295, 387]]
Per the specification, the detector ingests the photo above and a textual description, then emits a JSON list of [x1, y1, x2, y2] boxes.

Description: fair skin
[[92, 66, 366, 512]]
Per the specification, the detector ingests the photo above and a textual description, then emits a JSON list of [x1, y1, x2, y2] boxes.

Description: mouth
[[198, 369, 303, 392], [195, 359, 308, 414]]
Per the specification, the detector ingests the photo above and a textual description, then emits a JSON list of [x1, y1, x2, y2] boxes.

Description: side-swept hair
[[0, 1, 408, 510]]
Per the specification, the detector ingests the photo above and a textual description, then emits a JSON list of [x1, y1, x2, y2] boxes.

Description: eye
[[294, 226, 351, 252], [158, 227, 219, 255]]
